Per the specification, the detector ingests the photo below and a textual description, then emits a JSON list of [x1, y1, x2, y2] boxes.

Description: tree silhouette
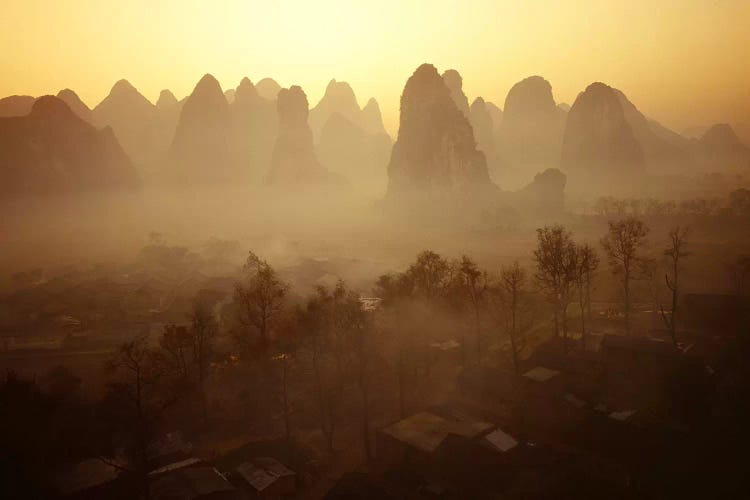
[[234, 251, 288, 350], [661, 226, 689, 345], [574, 243, 599, 348], [601, 217, 650, 335], [534, 225, 578, 342]]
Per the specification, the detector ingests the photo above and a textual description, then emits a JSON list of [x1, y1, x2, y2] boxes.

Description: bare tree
[[574, 244, 599, 349], [601, 217, 650, 335], [534, 225, 578, 343], [105, 337, 174, 499], [457, 256, 488, 365], [157, 300, 217, 425], [189, 300, 217, 424], [297, 286, 340, 453], [158, 325, 192, 382], [375, 272, 415, 418], [338, 288, 375, 461], [407, 250, 451, 299], [729, 254, 750, 297], [272, 353, 292, 449], [498, 262, 526, 375], [234, 251, 289, 350], [661, 226, 689, 345]]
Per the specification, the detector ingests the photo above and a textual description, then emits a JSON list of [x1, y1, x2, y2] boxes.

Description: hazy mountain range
[[0, 65, 748, 198]]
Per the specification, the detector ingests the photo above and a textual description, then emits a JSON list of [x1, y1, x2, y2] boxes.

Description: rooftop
[[235, 457, 295, 492], [149, 457, 203, 476], [523, 366, 561, 383], [484, 428, 519, 453], [380, 410, 493, 453], [150, 467, 235, 500]]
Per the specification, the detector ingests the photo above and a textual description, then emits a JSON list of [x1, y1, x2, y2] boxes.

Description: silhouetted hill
[[470, 97, 497, 171], [386, 64, 492, 196], [230, 77, 277, 181], [442, 69, 470, 118], [256, 78, 282, 100], [55, 89, 93, 123], [485, 101, 504, 164], [560, 82, 645, 182], [485, 101, 503, 127], [697, 124, 750, 169], [497, 76, 566, 175], [613, 89, 690, 172], [0, 95, 36, 117], [511, 168, 567, 214], [360, 98, 387, 136], [267, 86, 338, 185], [224, 88, 236, 104], [169, 74, 235, 183], [154, 90, 182, 159], [700, 124, 747, 152], [306, 81, 392, 190], [317, 111, 391, 190], [0, 96, 139, 195], [156, 89, 179, 109], [93, 79, 157, 166], [309, 79, 362, 141]]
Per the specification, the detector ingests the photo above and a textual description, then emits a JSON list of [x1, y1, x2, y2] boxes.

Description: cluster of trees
[[97, 218, 702, 489], [11, 214, 747, 498], [592, 188, 750, 218]]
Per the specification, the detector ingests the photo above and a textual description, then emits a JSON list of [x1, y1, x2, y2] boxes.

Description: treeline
[[591, 187, 750, 218]]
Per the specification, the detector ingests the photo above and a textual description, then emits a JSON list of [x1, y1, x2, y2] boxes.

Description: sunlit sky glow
[[2, 0, 749, 135]]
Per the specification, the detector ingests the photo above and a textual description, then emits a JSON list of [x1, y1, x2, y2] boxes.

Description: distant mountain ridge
[[267, 85, 339, 185], [1, 69, 747, 195], [0, 96, 140, 195], [386, 64, 492, 196]]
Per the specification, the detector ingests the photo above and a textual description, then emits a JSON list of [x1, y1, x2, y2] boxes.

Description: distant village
[[1, 213, 749, 500]]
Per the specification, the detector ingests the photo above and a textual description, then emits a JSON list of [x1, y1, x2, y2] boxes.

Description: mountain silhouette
[[307, 81, 392, 189], [485, 101, 503, 127], [309, 79, 362, 142], [93, 79, 157, 166], [386, 64, 491, 196], [613, 89, 690, 172], [224, 88, 236, 104], [153, 89, 182, 162], [0, 96, 139, 195], [560, 82, 645, 181], [168, 74, 235, 183], [470, 97, 497, 167], [317, 111, 391, 191], [470, 96, 508, 184], [697, 124, 750, 169], [156, 89, 179, 109], [0, 95, 36, 117], [442, 69, 470, 118], [266, 86, 338, 185], [512, 168, 567, 214], [360, 98, 387, 135], [497, 75, 566, 175], [56, 89, 93, 123], [230, 77, 278, 182], [256, 78, 282, 100]]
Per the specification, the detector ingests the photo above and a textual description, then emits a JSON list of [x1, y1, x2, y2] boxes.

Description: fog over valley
[[2, 2, 750, 499]]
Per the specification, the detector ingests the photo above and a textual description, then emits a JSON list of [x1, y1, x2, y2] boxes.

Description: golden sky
[[2, 0, 748, 135]]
